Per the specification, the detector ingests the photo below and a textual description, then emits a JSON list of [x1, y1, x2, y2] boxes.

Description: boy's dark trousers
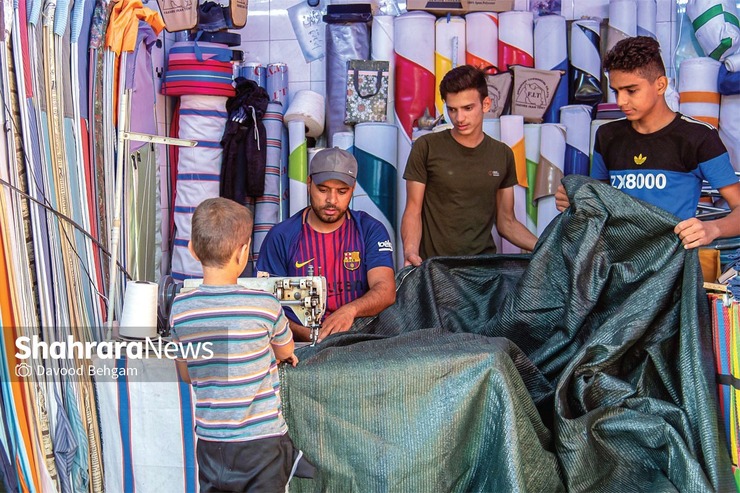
[[197, 434, 315, 492]]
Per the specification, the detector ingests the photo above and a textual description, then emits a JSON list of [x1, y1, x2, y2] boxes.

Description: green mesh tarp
[[282, 176, 733, 492]]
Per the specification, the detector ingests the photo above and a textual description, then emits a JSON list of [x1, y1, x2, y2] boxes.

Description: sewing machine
[[158, 274, 327, 345]]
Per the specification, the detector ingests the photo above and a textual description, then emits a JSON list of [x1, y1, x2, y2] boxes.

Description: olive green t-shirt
[[403, 130, 518, 259]]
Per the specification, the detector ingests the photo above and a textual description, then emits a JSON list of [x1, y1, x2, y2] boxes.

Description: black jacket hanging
[[220, 78, 269, 203]]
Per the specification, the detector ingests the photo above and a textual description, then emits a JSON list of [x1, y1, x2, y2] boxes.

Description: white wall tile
[[269, 0, 298, 41], [241, 40, 270, 64], [270, 39, 311, 81], [241, 2, 270, 42]]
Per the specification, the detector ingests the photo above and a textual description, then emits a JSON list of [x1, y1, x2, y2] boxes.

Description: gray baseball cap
[[309, 147, 357, 186]]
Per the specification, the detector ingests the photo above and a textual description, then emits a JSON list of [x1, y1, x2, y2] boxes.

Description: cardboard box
[[406, 0, 515, 15]]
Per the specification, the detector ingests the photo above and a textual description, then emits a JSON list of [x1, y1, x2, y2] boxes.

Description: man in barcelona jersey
[[257, 147, 396, 342]]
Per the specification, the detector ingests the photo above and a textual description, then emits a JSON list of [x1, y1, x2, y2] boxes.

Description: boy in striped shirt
[[170, 198, 312, 492]]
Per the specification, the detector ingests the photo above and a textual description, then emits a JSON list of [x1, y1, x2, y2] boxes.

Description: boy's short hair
[[604, 36, 666, 82], [191, 198, 253, 267], [440, 65, 489, 102]]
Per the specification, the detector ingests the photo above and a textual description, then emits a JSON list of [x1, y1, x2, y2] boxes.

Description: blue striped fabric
[[178, 381, 197, 492], [64, 379, 89, 493], [176, 173, 220, 182], [178, 109, 228, 119], [117, 358, 135, 490], [53, 387, 76, 493]]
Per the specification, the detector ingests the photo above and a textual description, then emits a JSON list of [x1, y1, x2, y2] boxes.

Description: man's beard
[[311, 203, 346, 224]]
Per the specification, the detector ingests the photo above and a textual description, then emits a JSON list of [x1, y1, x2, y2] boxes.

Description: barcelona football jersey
[[256, 208, 394, 321]]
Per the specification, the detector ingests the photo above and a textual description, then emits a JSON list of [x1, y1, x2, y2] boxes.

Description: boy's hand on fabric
[[674, 218, 719, 249], [281, 353, 299, 367]]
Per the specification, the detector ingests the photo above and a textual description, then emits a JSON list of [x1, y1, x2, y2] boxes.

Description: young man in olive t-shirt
[[401, 65, 538, 266]]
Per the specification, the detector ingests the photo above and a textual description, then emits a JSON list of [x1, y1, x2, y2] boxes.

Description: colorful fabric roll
[[465, 12, 498, 73], [500, 115, 527, 253], [353, 123, 398, 264], [590, 119, 609, 164], [534, 14, 568, 123], [95, 358, 197, 492], [569, 19, 602, 107], [372, 15, 396, 123], [253, 102, 283, 264], [395, 11, 435, 265], [607, 0, 637, 103], [535, 123, 566, 236], [288, 120, 308, 216], [266, 63, 289, 105], [560, 104, 592, 176], [161, 41, 235, 97], [498, 11, 534, 73], [435, 16, 466, 117], [333, 131, 354, 151], [483, 118, 501, 140], [238, 62, 266, 88], [709, 296, 740, 473], [394, 11, 436, 138], [524, 124, 541, 234], [679, 57, 721, 128], [170, 95, 227, 280], [687, 0, 740, 62], [636, 0, 657, 38], [719, 93, 740, 171]]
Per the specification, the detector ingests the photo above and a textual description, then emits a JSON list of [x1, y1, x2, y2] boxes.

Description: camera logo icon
[[15, 363, 32, 378]]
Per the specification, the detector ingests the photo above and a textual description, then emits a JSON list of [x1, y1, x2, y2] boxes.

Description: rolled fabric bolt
[[560, 104, 592, 176], [353, 123, 398, 268], [372, 15, 396, 123], [498, 11, 534, 73], [266, 63, 289, 106], [534, 14, 568, 123], [679, 57, 721, 128], [395, 11, 435, 265], [466, 12, 498, 73], [607, 0, 637, 103], [636, 0, 657, 39], [535, 123, 566, 236], [288, 120, 308, 215], [524, 123, 541, 235], [254, 102, 284, 263], [569, 19, 602, 107], [435, 16, 466, 117], [500, 115, 527, 253]]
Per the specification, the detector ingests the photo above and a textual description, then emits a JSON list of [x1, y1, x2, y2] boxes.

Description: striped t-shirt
[[170, 285, 292, 441]]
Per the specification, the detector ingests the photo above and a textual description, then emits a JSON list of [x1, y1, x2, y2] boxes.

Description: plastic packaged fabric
[[325, 22, 370, 145]]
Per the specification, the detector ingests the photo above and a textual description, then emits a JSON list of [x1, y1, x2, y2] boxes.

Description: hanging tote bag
[[344, 59, 390, 124]]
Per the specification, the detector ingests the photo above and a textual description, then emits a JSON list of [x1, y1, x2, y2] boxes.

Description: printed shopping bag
[[344, 59, 389, 124]]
